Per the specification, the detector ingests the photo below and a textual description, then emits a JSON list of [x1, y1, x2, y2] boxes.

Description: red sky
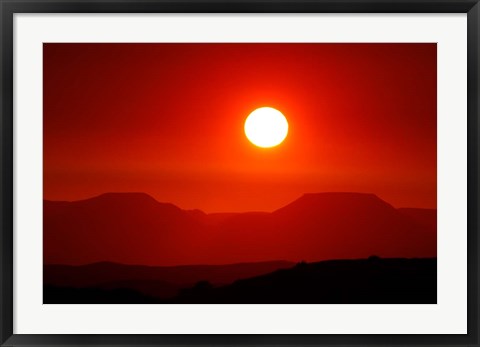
[[43, 43, 436, 213]]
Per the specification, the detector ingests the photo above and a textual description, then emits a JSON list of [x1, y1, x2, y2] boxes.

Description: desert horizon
[[43, 43, 437, 304], [44, 190, 436, 267], [44, 190, 437, 215], [43, 190, 437, 304]]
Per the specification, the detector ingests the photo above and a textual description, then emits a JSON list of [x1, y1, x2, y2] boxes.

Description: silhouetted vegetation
[[294, 260, 308, 269]]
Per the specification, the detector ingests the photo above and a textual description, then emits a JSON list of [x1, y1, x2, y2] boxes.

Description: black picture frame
[[1, 0, 479, 346]]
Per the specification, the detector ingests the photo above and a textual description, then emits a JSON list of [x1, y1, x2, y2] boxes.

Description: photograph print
[[43, 43, 437, 304]]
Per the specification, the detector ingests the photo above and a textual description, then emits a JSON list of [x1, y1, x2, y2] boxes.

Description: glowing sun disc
[[244, 107, 289, 148]]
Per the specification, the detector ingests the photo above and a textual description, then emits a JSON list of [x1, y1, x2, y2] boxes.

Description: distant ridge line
[[44, 191, 436, 213], [44, 259, 296, 268]]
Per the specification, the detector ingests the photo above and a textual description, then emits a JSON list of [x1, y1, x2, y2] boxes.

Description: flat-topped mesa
[[43, 191, 436, 266], [273, 192, 396, 216], [45, 192, 182, 212]]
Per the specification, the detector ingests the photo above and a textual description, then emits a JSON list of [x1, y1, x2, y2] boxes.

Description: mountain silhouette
[[44, 192, 208, 265], [44, 192, 436, 265]]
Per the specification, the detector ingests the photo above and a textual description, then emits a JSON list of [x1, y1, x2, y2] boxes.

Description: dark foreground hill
[[44, 192, 436, 265], [44, 260, 294, 299], [172, 257, 437, 304], [44, 257, 436, 304]]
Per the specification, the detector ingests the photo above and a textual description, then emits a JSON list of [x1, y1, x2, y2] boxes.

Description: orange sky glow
[[43, 43, 436, 212]]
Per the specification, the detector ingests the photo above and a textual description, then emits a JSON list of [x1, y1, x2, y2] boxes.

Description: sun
[[244, 107, 289, 148]]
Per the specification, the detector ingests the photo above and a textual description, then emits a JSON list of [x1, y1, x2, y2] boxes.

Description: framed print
[[1, 0, 479, 346]]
